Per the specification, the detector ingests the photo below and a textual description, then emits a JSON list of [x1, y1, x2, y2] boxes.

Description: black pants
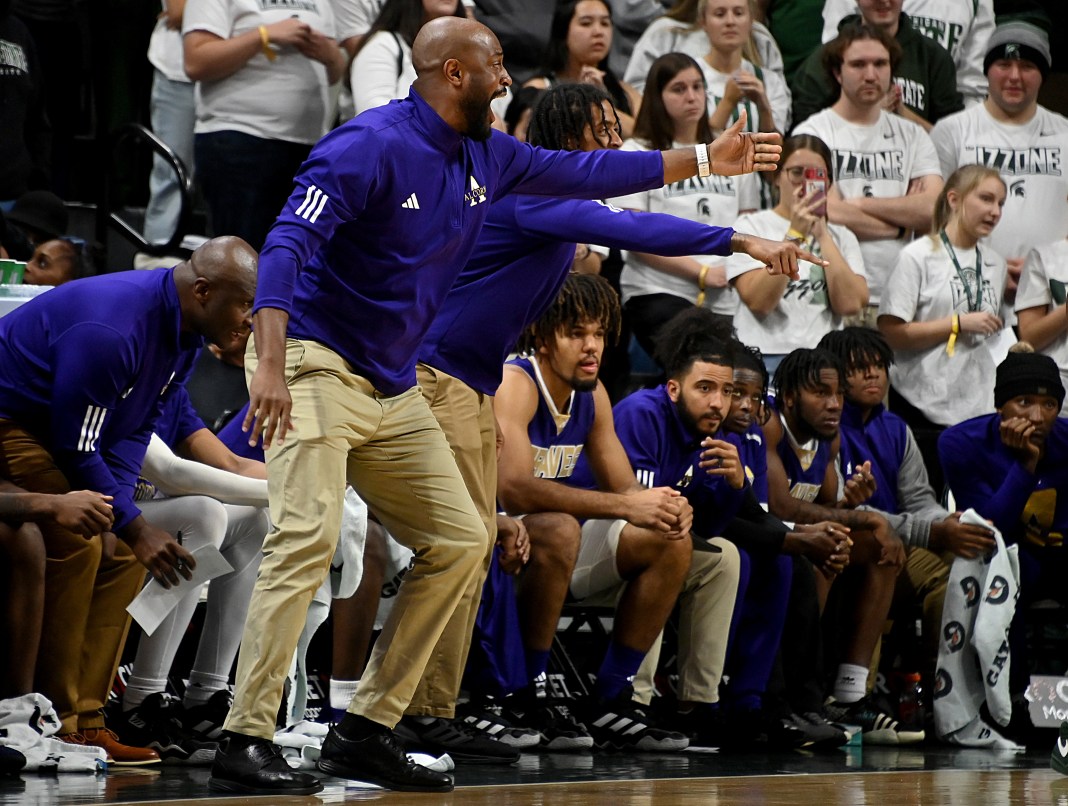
[[766, 556, 825, 715]]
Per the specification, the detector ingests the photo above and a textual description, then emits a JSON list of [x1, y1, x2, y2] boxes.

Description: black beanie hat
[[994, 351, 1065, 408], [983, 21, 1051, 80]]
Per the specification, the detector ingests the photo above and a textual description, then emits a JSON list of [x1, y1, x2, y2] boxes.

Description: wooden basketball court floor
[[3, 744, 1065, 805]]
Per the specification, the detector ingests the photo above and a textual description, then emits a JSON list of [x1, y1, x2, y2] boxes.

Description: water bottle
[[897, 672, 924, 731]]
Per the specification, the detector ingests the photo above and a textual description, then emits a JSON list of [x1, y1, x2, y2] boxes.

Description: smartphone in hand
[[803, 167, 827, 218]]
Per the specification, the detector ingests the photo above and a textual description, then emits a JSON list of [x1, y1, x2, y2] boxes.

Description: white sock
[[833, 663, 869, 704], [329, 678, 360, 713], [183, 673, 230, 707], [122, 677, 167, 711]]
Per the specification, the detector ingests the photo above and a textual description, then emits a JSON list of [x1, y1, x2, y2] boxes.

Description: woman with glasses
[[728, 134, 869, 376]]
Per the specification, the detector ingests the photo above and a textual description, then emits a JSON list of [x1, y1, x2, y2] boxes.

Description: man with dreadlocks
[[716, 338, 853, 749], [491, 273, 699, 752], [389, 82, 824, 762], [764, 347, 922, 745], [817, 327, 996, 735]]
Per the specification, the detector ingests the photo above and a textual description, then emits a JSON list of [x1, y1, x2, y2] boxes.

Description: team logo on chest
[[466, 175, 487, 206], [676, 465, 694, 489]]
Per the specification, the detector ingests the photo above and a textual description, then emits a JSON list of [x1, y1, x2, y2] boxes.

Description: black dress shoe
[[317, 724, 454, 792], [208, 736, 323, 795]]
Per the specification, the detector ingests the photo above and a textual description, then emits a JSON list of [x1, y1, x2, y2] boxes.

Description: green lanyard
[[940, 230, 983, 312]]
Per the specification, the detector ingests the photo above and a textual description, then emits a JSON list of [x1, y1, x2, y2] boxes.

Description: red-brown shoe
[[62, 728, 161, 766]]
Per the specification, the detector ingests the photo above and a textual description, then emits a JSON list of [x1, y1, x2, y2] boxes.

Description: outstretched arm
[[662, 111, 782, 184]]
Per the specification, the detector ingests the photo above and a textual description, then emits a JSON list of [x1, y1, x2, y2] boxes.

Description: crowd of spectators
[[1, 0, 1066, 790]]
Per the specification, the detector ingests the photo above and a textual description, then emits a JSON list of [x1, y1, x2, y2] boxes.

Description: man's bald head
[[175, 235, 258, 349], [411, 16, 510, 140], [187, 235, 257, 294], [412, 17, 500, 77]]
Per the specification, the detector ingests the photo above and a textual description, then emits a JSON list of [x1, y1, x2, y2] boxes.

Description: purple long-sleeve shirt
[[253, 87, 666, 396]]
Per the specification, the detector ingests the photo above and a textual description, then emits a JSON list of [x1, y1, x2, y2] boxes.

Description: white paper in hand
[[126, 544, 234, 636]]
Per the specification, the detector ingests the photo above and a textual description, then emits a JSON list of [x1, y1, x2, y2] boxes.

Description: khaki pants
[[0, 421, 144, 734], [224, 340, 486, 737], [633, 537, 740, 705], [405, 364, 498, 718]]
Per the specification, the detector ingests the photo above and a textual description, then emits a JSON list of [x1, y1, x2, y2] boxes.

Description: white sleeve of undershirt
[[141, 434, 269, 507]]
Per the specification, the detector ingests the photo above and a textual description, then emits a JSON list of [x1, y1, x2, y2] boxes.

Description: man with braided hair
[[764, 347, 922, 744], [397, 81, 825, 761], [817, 326, 995, 728]]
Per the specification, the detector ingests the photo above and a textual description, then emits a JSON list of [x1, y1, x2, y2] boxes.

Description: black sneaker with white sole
[[111, 693, 217, 765], [522, 700, 595, 751], [181, 689, 232, 742], [394, 716, 520, 764], [456, 701, 541, 749], [824, 696, 923, 745], [578, 688, 689, 752], [786, 711, 849, 749]]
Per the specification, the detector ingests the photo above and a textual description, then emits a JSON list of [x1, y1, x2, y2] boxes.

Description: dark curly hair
[[518, 273, 621, 354], [653, 307, 734, 380]]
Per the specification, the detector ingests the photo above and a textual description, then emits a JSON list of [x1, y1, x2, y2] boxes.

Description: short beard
[[461, 92, 494, 142], [675, 395, 718, 437], [571, 376, 598, 393]]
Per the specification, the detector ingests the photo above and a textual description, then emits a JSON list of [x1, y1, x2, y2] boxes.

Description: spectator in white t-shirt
[[728, 133, 869, 375], [930, 21, 1068, 318], [792, 21, 942, 324], [348, 0, 466, 116], [623, 0, 785, 95], [696, 0, 791, 138], [183, 0, 348, 250], [610, 52, 760, 358], [878, 165, 1014, 487], [144, 1, 195, 249], [1015, 241, 1068, 416]]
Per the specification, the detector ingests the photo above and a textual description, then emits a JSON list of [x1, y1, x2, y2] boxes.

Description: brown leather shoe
[[61, 728, 161, 766]]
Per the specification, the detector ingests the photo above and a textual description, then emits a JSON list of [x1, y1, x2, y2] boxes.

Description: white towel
[[0, 693, 107, 773], [935, 510, 1020, 744]]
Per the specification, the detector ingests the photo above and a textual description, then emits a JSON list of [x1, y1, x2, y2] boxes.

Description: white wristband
[[695, 143, 711, 178]]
